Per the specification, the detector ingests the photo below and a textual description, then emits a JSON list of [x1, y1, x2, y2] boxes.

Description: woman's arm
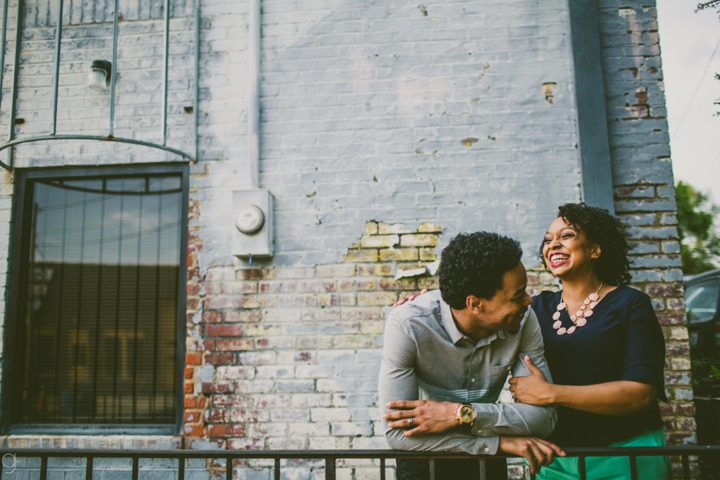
[[509, 356, 657, 415]]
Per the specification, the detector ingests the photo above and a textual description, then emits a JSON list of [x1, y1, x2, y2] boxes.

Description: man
[[378, 232, 564, 480]]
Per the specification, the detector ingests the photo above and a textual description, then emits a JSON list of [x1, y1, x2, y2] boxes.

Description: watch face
[[460, 405, 475, 424]]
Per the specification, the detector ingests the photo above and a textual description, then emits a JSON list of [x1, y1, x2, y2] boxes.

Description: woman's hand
[[508, 355, 556, 407], [392, 289, 428, 308], [510, 355, 658, 414]]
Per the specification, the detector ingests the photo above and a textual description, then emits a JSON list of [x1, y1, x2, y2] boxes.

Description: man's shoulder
[[388, 290, 444, 325]]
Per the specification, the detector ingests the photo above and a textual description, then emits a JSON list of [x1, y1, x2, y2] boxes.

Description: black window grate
[[14, 172, 183, 426]]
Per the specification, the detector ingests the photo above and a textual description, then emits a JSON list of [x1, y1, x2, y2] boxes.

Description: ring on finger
[[408, 418, 413, 427]]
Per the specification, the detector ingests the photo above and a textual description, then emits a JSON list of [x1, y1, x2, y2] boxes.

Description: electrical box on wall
[[232, 189, 274, 259]]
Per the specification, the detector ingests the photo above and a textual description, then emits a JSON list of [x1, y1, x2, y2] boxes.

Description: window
[[685, 277, 720, 357], [686, 279, 720, 324], [4, 164, 188, 433]]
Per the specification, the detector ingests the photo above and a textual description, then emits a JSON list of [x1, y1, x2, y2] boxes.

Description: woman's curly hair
[[539, 203, 632, 286], [439, 232, 523, 309]]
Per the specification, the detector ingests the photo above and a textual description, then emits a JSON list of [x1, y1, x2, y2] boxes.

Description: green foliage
[[697, 0, 720, 15], [692, 357, 719, 385], [675, 181, 720, 274]]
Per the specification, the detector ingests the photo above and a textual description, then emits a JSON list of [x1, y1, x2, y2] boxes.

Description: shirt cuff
[[470, 404, 496, 437], [476, 435, 499, 455]]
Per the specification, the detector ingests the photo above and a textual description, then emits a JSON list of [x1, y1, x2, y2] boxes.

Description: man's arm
[[384, 309, 557, 439], [471, 308, 557, 438], [378, 314, 498, 455]]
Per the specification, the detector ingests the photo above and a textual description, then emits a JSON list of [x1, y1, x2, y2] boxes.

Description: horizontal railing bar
[[0, 446, 717, 460], [0, 135, 197, 163]]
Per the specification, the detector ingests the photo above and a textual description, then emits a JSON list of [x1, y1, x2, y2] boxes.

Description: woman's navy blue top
[[532, 286, 666, 447]]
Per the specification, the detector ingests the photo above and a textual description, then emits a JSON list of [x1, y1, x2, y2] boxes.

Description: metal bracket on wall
[[0, 0, 201, 170]]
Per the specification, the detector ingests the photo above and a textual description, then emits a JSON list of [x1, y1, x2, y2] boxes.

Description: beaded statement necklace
[[552, 282, 603, 336]]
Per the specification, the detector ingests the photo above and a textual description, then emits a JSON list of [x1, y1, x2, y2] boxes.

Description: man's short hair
[[439, 232, 523, 309]]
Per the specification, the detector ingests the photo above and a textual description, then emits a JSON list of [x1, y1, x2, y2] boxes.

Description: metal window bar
[[1, 447, 719, 480], [71, 188, 89, 423], [51, 186, 71, 422], [0, 0, 200, 168], [89, 186, 107, 423], [51, 0, 63, 135], [4, 0, 23, 169]]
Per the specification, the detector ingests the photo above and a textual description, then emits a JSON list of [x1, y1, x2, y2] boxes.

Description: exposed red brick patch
[[206, 324, 244, 337]]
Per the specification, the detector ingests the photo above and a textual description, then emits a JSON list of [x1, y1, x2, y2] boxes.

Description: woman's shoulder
[[531, 289, 561, 313], [607, 285, 652, 304]]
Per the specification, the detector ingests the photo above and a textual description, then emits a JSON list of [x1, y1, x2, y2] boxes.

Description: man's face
[[476, 262, 532, 334]]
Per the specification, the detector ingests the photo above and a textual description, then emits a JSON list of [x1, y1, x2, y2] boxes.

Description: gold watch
[[455, 403, 476, 429]]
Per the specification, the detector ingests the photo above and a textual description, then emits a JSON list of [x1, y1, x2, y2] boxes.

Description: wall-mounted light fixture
[[87, 60, 112, 91]]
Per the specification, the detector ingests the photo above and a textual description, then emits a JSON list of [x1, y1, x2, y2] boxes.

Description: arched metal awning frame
[[0, 0, 200, 170]]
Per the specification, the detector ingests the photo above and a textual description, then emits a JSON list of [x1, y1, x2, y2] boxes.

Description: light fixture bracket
[[91, 59, 112, 77]]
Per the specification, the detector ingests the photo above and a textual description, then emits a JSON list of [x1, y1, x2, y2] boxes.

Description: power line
[[673, 35, 720, 135]]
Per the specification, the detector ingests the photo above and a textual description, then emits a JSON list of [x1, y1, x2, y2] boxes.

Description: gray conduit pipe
[[247, 0, 260, 188]]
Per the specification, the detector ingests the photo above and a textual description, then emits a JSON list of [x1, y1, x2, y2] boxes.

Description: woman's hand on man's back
[[392, 289, 429, 308]]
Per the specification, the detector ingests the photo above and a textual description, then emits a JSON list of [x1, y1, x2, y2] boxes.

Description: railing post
[[226, 458, 232, 480], [429, 458, 435, 480], [325, 457, 335, 480], [86, 456, 94, 480], [682, 454, 690, 480], [380, 458, 385, 480], [478, 458, 486, 480], [629, 455, 638, 480], [578, 456, 586, 480], [177, 457, 184, 480], [274, 458, 280, 480], [40, 456, 48, 480], [131, 457, 139, 480]]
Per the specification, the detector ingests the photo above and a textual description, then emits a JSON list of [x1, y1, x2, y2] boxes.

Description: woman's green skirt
[[534, 429, 669, 480]]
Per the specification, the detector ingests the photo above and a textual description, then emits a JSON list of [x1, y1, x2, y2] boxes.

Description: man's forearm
[[385, 426, 500, 455], [471, 402, 557, 438]]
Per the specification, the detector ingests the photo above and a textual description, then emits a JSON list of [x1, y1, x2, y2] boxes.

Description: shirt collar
[[439, 299, 505, 346]]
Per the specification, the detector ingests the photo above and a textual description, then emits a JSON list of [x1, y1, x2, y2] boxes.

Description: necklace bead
[[553, 282, 603, 336]]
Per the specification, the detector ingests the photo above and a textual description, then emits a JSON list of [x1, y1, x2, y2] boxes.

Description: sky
[[656, 0, 720, 204]]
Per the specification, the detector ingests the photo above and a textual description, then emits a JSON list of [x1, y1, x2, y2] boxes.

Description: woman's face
[[542, 217, 600, 278]]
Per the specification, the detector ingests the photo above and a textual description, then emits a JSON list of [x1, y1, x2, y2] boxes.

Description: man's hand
[[383, 400, 459, 436], [508, 355, 556, 406], [392, 289, 428, 308], [498, 436, 565, 475]]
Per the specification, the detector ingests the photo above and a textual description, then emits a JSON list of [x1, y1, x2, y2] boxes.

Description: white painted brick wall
[[0, 0, 689, 476]]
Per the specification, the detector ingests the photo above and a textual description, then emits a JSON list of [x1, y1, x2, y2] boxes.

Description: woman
[[396, 203, 669, 479], [507, 202, 668, 479]]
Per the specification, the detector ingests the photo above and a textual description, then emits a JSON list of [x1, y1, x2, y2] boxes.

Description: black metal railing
[[1, 447, 719, 480]]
